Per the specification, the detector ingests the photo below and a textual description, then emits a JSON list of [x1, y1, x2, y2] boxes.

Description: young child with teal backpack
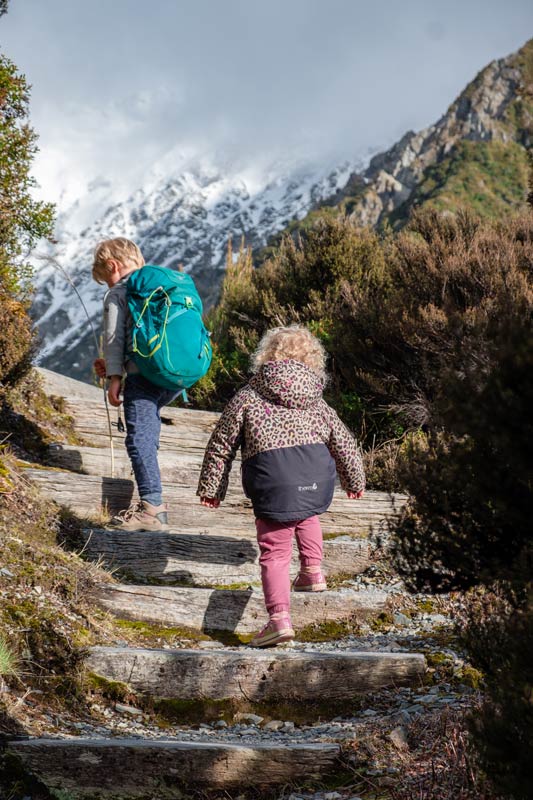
[[92, 237, 211, 532]]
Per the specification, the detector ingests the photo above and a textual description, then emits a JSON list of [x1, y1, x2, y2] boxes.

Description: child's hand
[[93, 358, 107, 379], [347, 490, 364, 499], [107, 376, 122, 407], [200, 497, 220, 508]]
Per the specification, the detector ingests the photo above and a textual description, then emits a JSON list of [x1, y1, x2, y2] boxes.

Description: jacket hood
[[249, 359, 324, 409]]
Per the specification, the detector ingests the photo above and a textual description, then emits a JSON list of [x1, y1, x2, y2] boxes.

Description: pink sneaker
[[250, 615, 295, 647], [292, 570, 327, 592]]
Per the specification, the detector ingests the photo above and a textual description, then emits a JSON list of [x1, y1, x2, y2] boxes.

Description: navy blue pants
[[123, 374, 178, 506]]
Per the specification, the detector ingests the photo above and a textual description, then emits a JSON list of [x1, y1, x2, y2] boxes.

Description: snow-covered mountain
[[32, 156, 361, 380]]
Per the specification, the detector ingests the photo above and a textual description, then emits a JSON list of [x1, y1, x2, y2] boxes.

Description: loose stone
[[389, 725, 409, 751], [404, 704, 423, 714], [263, 720, 284, 731], [234, 712, 264, 725], [114, 703, 143, 717], [393, 612, 411, 626], [0, 567, 14, 578], [417, 694, 439, 704]]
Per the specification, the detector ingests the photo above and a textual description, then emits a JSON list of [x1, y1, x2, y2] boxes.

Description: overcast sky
[[2, 0, 532, 210]]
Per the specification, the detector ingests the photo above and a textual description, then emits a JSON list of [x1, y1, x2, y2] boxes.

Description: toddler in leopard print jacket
[[197, 325, 365, 647]]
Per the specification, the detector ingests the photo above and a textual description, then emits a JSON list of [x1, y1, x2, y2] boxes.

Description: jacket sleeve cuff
[[106, 363, 124, 378]]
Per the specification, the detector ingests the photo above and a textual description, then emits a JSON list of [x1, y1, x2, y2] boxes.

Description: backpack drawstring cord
[[131, 286, 171, 360]]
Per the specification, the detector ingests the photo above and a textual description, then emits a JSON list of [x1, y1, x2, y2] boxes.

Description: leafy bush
[[391, 325, 533, 594], [193, 209, 533, 490], [197, 203, 533, 792], [191, 219, 392, 437], [191, 240, 257, 409], [334, 208, 533, 430], [458, 590, 533, 800], [389, 318, 533, 797], [0, 52, 54, 387]]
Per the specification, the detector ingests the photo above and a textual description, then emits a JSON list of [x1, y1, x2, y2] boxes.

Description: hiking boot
[[108, 500, 169, 532], [292, 569, 327, 592], [250, 615, 295, 648]]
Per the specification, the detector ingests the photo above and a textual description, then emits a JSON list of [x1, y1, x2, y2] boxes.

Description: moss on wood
[[112, 619, 212, 644]]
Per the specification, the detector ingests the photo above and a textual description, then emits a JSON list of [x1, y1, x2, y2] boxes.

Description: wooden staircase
[[7, 368, 425, 797]]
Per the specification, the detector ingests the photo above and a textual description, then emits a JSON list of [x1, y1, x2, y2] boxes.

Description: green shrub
[[389, 318, 533, 797], [194, 209, 533, 484], [334, 208, 533, 431], [391, 325, 533, 594], [460, 591, 533, 800], [190, 208, 532, 503], [191, 219, 392, 439], [0, 51, 54, 387]]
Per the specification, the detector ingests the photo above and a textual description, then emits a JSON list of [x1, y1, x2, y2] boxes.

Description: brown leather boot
[[108, 500, 169, 532]]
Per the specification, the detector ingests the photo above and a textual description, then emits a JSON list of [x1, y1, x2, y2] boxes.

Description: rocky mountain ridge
[[306, 38, 531, 230]]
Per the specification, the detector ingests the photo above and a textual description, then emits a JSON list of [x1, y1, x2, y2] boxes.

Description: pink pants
[[255, 515, 323, 615]]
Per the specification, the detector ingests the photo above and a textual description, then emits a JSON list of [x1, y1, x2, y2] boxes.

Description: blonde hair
[[251, 325, 327, 381], [92, 238, 145, 284]]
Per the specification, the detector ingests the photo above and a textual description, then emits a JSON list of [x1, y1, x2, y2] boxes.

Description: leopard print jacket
[[197, 359, 365, 502]]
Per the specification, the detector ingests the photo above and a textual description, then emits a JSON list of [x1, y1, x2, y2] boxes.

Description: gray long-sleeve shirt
[[102, 276, 138, 377]]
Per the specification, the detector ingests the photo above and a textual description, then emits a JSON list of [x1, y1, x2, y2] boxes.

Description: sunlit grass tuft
[[0, 635, 19, 677]]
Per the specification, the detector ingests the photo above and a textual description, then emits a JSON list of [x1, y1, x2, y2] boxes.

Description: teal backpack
[[126, 265, 212, 395]]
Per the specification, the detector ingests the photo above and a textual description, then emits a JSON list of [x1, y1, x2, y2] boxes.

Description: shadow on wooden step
[[101, 476, 135, 515], [96, 583, 258, 641], [203, 587, 255, 641], [76, 529, 259, 585], [47, 442, 84, 473]]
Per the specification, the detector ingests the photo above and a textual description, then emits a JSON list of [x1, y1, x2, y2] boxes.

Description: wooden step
[[8, 737, 340, 794], [95, 583, 388, 635], [74, 527, 370, 585], [56, 396, 219, 455], [45, 444, 402, 517], [87, 645, 426, 700], [47, 443, 218, 486], [38, 367, 103, 402], [38, 366, 220, 455], [25, 468, 403, 536]]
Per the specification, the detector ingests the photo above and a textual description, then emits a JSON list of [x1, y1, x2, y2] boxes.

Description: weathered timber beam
[[24, 468, 404, 536], [94, 583, 388, 634], [75, 527, 370, 584], [86, 645, 426, 700], [8, 738, 340, 794]]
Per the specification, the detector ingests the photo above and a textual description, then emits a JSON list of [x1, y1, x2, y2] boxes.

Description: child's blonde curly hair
[[92, 238, 144, 284], [250, 324, 327, 381]]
